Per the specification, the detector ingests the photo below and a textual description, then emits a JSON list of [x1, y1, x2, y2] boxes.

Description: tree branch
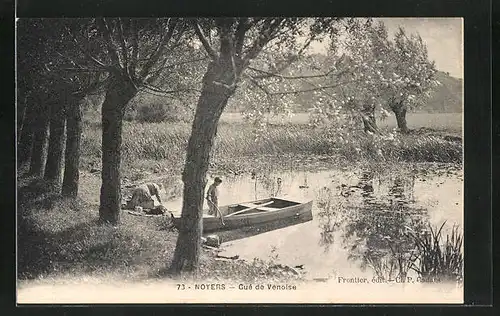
[[241, 18, 284, 65], [242, 73, 272, 96], [146, 56, 208, 82], [117, 18, 129, 74], [129, 19, 139, 78], [193, 20, 218, 60], [234, 17, 250, 57], [96, 18, 122, 68], [140, 82, 201, 96], [217, 18, 235, 59], [139, 18, 179, 80], [59, 67, 107, 73], [66, 26, 111, 71], [247, 66, 336, 80], [216, 18, 239, 83]]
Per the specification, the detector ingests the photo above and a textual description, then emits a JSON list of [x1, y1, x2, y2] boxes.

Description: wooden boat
[[172, 197, 313, 233]]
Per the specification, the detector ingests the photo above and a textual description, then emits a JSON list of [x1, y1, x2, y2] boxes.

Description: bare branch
[[117, 18, 129, 72], [59, 68, 107, 73], [193, 20, 218, 60], [78, 76, 109, 95], [145, 56, 208, 83], [129, 19, 139, 78], [66, 26, 111, 71], [139, 18, 179, 80], [234, 18, 250, 57], [140, 82, 201, 96], [242, 73, 272, 96], [54, 51, 88, 70], [96, 18, 122, 67], [242, 18, 285, 65], [247, 66, 336, 80]]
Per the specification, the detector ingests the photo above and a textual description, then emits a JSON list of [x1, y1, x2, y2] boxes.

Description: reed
[[407, 221, 463, 281], [80, 119, 462, 174]]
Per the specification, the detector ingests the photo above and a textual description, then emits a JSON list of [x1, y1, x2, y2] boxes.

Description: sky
[[309, 18, 463, 79], [378, 18, 463, 79]]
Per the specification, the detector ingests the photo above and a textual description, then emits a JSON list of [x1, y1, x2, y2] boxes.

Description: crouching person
[[127, 182, 164, 210]]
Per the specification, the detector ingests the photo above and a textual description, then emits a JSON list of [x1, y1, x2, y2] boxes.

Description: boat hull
[[172, 198, 313, 233]]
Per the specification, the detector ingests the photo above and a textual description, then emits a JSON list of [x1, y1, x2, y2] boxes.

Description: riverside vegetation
[[18, 109, 463, 284]]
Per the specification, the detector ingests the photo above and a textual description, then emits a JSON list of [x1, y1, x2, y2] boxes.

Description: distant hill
[[227, 60, 463, 114], [418, 71, 463, 113]]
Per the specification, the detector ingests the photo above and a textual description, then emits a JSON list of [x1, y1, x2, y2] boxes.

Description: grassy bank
[[17, 176, 300, 283], [18, 113, 462, 283], [81, 116, 462, 178]]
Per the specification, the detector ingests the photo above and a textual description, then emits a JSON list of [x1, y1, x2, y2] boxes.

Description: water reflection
[[258, 174, 283, 198], [318, 172, 432, 281], [165, 166, 462, 283], [316, 186, 342, 252]]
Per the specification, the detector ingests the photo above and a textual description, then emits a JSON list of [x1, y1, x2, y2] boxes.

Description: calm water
[[162, 166, 463, 281]]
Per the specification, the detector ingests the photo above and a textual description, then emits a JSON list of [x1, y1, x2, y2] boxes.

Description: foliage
[[124, 92, 195, 123], [407, 222, 463, 282], [302, 19, 440, 135], [80, 116, 462, 179], [385, 27, 440, 111]]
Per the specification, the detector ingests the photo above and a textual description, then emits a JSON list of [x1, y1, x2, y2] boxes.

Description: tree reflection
[[258, 174, 283, 198], [316, 171, 431, 280], [316, 186, 344, 252], [344, 174, 429, 280]]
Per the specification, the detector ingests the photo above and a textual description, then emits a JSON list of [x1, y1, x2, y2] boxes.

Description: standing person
[[206, 177, 225, 225]]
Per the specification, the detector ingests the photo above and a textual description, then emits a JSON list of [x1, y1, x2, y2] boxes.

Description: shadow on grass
[[17, 176, 177, 281]]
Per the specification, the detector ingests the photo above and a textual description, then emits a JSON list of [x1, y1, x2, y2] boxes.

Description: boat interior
[[224, 198, 301, 217]]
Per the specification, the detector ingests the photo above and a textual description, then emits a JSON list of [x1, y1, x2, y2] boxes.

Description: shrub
[[125, 92, 194, 123]]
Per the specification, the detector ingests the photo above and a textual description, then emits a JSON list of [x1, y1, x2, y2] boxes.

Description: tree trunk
[[98, 78, 137, 225], [362, 114, 380, 134], [393, 107, 409, 134], [28, 99, 50, 177], [17, 93, 28, 136], [62, 96, 83, 198], [17, 95, 36, 165], [361, 104, 380, 134], [44, 99, 66, 184], [170, 62, 234, 274]]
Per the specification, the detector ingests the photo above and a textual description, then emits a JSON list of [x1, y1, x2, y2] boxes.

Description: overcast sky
[[309, 18, 463, 79], [377, 18, 463, 78]]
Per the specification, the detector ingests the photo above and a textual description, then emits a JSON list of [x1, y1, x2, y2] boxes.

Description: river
[[162, 165, 463, 284], [18, 164, 464, 304]]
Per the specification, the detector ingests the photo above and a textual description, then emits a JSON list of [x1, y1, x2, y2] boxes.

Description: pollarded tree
[[305, 19, 393, 134], [43, 41, 107, 187], [306, 20, 438, 135], [169, 17, 341, 273], [17, 19, 109, 193], [65, 18, 190, 224], [382, 27, 439, 133], [17, 19, 56, 175]]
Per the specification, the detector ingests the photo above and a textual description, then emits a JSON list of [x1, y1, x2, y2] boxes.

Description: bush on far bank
[[124, 92, 195, 123]]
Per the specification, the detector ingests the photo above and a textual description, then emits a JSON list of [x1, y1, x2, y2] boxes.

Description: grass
[[220, 112, 463, 134], [17, 177, 176, 280], [407, 221, 463, 282], [17, 176, 300, 283], [18, 110, 463, 284], [80, 112, 462, 178]]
